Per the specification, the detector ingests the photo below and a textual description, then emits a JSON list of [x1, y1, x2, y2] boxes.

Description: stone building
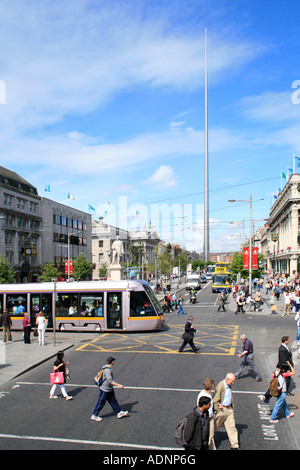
[[0, 166, 92, 282]]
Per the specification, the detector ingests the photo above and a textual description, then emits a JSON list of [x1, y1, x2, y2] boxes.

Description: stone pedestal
[[110, 264, 123, 281]]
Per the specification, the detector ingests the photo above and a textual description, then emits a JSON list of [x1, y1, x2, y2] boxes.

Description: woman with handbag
[[49, 351, 73, 400]]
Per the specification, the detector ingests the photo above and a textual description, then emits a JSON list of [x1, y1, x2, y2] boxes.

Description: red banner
[[65, 260, 73, 274], [243, 247, 258, 270], [252, 247, 258, 270], [243, 247, 249, 269]]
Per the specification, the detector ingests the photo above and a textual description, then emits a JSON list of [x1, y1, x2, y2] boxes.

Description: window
[[107, 292, 122, 328], [79, 293, 104, 317], [7, 294, 27, 316], [30, 293, 53, 327], [130, 290, 155, 317], [56, 293, 79, 317]]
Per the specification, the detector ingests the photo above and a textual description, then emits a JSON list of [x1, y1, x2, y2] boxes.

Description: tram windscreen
[[144, 284, 163, 315]]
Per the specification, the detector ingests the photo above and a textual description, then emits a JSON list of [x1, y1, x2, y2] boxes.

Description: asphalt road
[[0, 281, 299, 455]]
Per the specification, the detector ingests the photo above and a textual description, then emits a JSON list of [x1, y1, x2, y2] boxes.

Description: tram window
[[79, 293, 104, 316], [7, 294, 27, 315], [56, 293, 78, 316], [130, 291, 155, 317], [0, 294, 3, 313]]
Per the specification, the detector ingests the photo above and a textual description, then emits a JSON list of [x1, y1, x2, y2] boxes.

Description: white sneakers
[[91, 410, 128, 422]]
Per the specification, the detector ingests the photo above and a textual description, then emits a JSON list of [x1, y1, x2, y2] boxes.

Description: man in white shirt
[[213, 373, 239, 450]]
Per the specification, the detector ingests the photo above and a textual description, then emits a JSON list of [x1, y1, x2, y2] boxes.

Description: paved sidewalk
[[0, 332, 74, 387]]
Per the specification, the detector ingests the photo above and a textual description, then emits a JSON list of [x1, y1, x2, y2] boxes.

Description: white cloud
[[145, 165, 177, 187]]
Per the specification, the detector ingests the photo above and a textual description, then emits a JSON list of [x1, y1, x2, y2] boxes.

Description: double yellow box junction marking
[[76, 324, 239, 356]]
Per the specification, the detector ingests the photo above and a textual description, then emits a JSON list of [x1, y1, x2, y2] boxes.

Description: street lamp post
[[228, 195, 253, 295]]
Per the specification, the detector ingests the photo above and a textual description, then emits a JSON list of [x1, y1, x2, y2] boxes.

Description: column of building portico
[[290, 206, 299, 274]]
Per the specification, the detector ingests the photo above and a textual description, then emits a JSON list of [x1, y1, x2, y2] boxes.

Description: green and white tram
[[0, 280, 165, 332]]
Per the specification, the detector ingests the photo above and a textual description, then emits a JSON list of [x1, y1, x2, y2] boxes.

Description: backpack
[[174, 416, 189, 447], [269, 372, 281, 397], [94, 366, 108, 387]]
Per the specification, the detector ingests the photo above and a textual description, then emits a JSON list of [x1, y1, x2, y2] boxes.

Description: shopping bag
[[50, 372, 64, 385]]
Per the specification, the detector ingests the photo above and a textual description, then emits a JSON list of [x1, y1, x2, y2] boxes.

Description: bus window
[[107, 292, 122, 329], [79, 293, 104, 316], [7, 294, 27, 315], [130, 291, 155, 317], [57, 293, 79, 317]]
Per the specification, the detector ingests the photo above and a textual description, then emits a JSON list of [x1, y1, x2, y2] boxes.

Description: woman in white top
[[196, 378, 216, 450], [36, 311, 47, 346]]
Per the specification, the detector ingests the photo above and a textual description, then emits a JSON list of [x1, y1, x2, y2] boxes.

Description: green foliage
[[72, 253, 93, 280], [39, 262, 60, 282], [0, 256, 15, 283]]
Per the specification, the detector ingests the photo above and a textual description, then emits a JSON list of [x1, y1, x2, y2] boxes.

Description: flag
[[295, 155, 300, 167], [88, 204, 95, 211], [68, 193, 75, 200], [281, 171, 286, 178], [45, 185, 50, 192]]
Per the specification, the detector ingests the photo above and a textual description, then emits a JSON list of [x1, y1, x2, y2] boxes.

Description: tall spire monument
[[203, 28, 209, 263]]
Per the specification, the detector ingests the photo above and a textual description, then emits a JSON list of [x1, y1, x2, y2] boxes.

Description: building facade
[[92, 217, 160, 280], [0, 166, 92, 282], [260, 173, 300, 276]]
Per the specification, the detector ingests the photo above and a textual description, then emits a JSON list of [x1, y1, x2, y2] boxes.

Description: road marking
[[0, 432, 177, 450], [16, 381, 265, 394]]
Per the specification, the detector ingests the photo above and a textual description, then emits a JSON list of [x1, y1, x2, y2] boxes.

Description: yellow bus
[[212, 271, 232, 293]]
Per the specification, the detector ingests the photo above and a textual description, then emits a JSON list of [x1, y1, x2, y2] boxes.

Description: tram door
[[30, 293, 53, 328], [107, 292, 122, 329]]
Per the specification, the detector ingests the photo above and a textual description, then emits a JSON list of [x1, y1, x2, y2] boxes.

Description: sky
[[0, 0, 300, 253]]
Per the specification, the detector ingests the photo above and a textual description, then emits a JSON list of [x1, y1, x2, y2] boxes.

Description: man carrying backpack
[[91, 356, 128, 422], [177, 396, 211, 450]]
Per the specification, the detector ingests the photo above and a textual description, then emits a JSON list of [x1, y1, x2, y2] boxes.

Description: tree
[[99, 263, 108, 279], [0, 256, 15, 283], [72, 253, 93, 281], [192, 259, 205, 272], [39, 262, 60, 282]]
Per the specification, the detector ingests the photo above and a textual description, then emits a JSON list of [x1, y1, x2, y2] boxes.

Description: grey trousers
[[235, 353, 261, 379]]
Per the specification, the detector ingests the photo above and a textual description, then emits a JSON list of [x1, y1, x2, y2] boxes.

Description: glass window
[[7, 294, 27, 315], [0, 294, 3, 314], [79, 292, 104, 317], [130, 290, 156, 317], [56, 293, 78, 317], [30, 293, 53, 327], [107, 292, 122, 328], [144, 284, 163, 315]]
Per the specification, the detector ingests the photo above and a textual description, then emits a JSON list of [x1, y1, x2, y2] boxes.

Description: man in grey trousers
[[234, 335, 262, 382]]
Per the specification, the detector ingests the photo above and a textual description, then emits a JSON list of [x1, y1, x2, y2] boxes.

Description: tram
[[0, 280, 165, 332]]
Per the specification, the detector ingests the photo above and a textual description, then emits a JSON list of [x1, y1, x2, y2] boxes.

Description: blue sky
[[0, 0, 299, 252]]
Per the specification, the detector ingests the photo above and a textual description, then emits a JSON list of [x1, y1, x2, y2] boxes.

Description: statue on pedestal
[[111, 236, 124, 265]]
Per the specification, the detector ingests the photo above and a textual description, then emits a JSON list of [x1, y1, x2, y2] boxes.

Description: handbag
[[33, 328, 38, 337], [50, 372, 64, 385]]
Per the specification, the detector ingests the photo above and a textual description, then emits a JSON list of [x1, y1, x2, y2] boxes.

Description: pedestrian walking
[[217, 291, 226, 311], [49, 351, 73, 401], [196, 378, 216, 450], [282, 290, 291, 316], [91, 356, 128, 422], [295, 311, 300, 351], [277, 336, 294, 396], [234, 335, 262, 382], [22, 312, 31, 344], [269, 361, 295, 423], [183, 396, 211, 451], [178, 316, 200, 353], [36, 310, 47, 346], [176, 295, 185, 315], [213, 373, 240, 450], [270, 292, 277, 314], [0, 309, 12, 342]]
